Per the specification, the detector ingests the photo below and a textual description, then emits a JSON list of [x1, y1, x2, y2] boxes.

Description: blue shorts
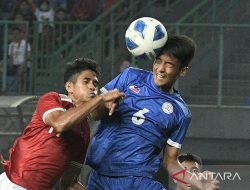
[[87, 170, 166, 190]]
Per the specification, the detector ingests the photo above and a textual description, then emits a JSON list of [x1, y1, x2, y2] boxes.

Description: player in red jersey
[[0, 58, 124, 190]]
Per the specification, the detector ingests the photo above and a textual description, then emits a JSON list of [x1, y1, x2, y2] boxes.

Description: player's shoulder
[[39, 92, 64, 103], [174, 96, 192, 118], [123, 67, 151, 82], [36, 92, 60, 108], [40, 91, 59, 99], [125, 67, 150, 74], [39, 92, 73, 108]]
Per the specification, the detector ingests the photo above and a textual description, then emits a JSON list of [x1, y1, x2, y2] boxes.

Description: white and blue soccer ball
[[125, 17, 168, 60]]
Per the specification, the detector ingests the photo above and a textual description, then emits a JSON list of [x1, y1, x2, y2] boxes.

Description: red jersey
[[1, 92, 90, 189]]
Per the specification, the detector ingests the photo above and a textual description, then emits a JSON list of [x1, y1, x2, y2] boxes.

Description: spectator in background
[[119, 60, 130, 73], [49, 0, 68, 10], [54, 7, 72, 57], [8, 27, 31, 94], [27, 0, 55, 33], [55, 7, 67, 21], [1, 0, 17, 19], [48, 0, 78, 19], [99, 0, 123, 19], [8, 0, 37, 45], [9, 0, 36, 23], [11, 13, 28, 36], [71, 0, 98, 21], [38, 24, 55, 54]]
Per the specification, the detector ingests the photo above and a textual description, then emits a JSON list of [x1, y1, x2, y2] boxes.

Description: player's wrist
[[97, 93, 105, 103]]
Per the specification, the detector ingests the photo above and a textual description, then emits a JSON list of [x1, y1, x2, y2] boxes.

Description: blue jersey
[[86, 67, 191, 177]]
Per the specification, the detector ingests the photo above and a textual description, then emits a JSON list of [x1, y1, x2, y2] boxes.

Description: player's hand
[[66, 182, 86, 190], [200, 171, 220, 190], [104, 101, 117, 116], [101, 89, 125, 115], [101, 89, 125, 102]]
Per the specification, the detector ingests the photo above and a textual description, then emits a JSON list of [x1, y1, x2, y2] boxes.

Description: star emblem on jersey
[[129, 85, 140, 93], [162, 102, 173, 114]]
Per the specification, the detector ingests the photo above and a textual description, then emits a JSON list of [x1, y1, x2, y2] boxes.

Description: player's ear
[[180, 67, 189, 77], [65, 81, 73, 93]]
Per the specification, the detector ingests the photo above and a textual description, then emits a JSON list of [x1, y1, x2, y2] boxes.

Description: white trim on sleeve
[[100, 87, 108, 94], [167, 138, 182, 149], [59, 94, 72, 103], [42, 108, 66, 124]]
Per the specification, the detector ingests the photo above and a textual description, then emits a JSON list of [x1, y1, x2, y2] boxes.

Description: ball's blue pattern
[[134, 20, 146, 39], [153, 25, 165, 41], [125, 37, 138, 50]]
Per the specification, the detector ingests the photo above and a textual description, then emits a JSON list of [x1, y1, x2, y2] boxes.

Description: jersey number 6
[[132, 108, 149, 125]]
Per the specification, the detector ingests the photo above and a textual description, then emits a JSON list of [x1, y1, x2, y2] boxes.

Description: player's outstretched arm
[[90, 89, 125, 120], [163, 145, 220, 190], [45, 89, 124, 133]]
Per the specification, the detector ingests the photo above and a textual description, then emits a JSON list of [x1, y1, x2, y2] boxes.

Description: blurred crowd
[[0, 0, 124, 94], [1, 0, 120, 46], [0, 0, 119, 22]]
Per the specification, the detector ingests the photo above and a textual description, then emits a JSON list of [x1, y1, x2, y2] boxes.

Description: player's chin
[[89, 94, 97, 99], [154, 78, 167, 87], [83, 95, 95, 102]]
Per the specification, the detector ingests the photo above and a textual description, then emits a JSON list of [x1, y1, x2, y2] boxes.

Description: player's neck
[[160, 86, 174, 94]]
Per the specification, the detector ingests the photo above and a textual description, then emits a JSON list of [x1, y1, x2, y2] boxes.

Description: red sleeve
[[36, 92, 65, 123]]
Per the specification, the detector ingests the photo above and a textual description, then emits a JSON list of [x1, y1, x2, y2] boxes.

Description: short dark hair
[[160, 34, 196, 67], [64, 58, 100, 84], [178, 153, 202, 166]]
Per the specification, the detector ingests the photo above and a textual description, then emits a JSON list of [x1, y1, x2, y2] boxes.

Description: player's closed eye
[[165, 62, 175, 68], [83, 80, 89, 84], [154, 58, 162, 64], [154, 59, 175, 68]]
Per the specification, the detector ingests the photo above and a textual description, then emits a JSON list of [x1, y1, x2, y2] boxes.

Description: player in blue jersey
[[86, 34, 220, 190]]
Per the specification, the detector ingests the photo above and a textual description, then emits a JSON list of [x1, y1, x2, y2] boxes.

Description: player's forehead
[[181, 161, 200, 171], [77, 69, 98, 81], [157, 53, 180, 64]]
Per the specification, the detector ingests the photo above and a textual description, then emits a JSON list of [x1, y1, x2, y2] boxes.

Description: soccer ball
[[125, 17, 168, 60]]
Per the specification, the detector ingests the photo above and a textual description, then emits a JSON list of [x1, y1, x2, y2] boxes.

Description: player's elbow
[[51, 122, 68, 133]]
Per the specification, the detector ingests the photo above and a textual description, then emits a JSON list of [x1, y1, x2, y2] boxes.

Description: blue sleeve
[[100, 67, 131, 93], [166, 116, 191, 149]]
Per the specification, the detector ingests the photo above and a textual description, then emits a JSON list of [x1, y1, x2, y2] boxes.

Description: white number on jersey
[[132, 108, 149, 125]]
